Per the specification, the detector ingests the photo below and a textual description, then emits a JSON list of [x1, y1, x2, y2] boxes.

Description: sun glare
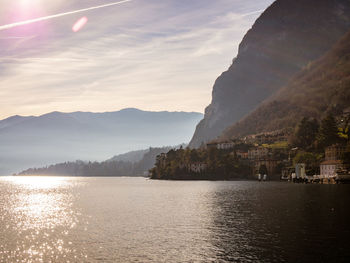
[[5, 176, 68, 190]]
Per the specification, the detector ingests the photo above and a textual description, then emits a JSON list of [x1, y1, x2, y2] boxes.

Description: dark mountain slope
[[189, 0, 350, 147], [220, 30, 350, 139]]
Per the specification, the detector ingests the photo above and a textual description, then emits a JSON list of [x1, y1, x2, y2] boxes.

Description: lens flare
[[0, 0, 133, 32], [72, 16, 88, 32]]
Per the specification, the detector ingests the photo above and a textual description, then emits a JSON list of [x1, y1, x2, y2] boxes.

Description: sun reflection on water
[[4, 175, 69, 189], [0, 176, 87, 262]]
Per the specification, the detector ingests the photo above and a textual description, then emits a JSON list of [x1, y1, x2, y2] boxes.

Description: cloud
[[0, 0, 274, 118]]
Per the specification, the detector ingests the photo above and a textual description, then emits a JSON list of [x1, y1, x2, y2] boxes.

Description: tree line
[[151, 112, 350, 180]]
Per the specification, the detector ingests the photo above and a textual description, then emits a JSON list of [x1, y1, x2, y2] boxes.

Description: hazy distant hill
[[220, 30, 350, 139], [189, 0, 350, 148], [107, 149, 150, 163], [18, 145, 184, 177], [107, 143, 186, 163], [0, 108, 202, 175]]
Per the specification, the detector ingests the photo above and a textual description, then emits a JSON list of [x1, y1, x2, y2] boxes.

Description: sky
[[0, 0, 274, 119]]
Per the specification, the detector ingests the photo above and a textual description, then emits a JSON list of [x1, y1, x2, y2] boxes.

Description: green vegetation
[[150, 147, 251, 180], [151, 112, 349, 180], [263, 141, 289, 149], [317, 114, 343, 149], [291, 117, 319, 151], [293, 152, 322, 175]]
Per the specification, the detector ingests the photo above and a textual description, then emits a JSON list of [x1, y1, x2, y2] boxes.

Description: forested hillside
[[221, 30, 350, 139], [17, 146, 183, 176]]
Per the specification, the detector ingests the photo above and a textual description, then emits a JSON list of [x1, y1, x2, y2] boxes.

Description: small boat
[[263, 174, 267, 181]]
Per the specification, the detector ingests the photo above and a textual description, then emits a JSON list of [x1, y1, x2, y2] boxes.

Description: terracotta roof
[[320, 160, 343, 165]]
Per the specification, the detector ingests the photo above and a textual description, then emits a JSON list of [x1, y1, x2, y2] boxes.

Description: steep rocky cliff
[[189, 0, 350, 147], [220, 29, 350, 139]]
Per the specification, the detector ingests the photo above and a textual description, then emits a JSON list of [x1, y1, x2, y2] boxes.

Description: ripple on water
[[0, 177, 350, 262], [0, 176, 88, 262]]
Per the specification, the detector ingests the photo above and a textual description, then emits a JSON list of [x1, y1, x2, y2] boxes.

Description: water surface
[[0, 177, 349, 262]]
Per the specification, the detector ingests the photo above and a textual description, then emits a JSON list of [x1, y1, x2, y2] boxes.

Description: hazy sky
[[0, 0, 274, 119]]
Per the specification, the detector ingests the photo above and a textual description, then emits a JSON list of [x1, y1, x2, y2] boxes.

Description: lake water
[[0, 177, 349, 262]]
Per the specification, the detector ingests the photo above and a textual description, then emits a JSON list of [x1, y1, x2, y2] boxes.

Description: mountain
[[0, 115, 34, 129], [0, 108, 203, 175], [220, 30, 350, 139], [189, 0, 350, 148]]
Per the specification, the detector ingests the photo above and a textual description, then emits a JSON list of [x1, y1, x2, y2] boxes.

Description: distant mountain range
[[0, 108, 202, 175], [189, 0, 350, 147], [221, 29, 350, 139]]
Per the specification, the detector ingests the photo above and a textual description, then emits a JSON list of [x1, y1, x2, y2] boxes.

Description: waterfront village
[[150, 111, 350, 183]]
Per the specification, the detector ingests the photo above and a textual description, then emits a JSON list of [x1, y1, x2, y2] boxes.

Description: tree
[[293, 151, 322, 175], [339, 112, 350, 142], [292, 117, 319, 150], [341, 143, 350, 169], [316, 114, 342, 150], [342, 152, 350, 168]]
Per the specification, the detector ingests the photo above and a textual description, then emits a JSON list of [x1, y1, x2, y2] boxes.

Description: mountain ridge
[[189, 0, 350, 148], [220, 29, 350, 139], [0, 109, 202, 175]]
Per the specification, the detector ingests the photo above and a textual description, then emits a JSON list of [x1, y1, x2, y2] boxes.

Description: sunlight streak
[[0, 0, 134, 31]]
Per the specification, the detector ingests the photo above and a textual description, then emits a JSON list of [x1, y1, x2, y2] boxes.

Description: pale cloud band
[[0, 0, 274, 119]]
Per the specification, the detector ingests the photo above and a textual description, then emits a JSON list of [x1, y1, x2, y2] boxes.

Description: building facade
[[325, 144, 345, 161], [320, 145, 345, 178], [320, 160, 343, 178], [217, 142, 235, 150], [248, 147, 269, 160]]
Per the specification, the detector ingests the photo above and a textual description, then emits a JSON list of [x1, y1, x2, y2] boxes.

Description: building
[[206, 141, 235, 150], [188, 163, 207, 173], [320, 144, 345, 178], [243, 130, 289, 145], [295, 163, 306, 179], [217, 142, 235, 150], [324, 144, 345, 161], [206, 142, 218, 149], [320, 160, 343, 178], [248, 147, 269, 160]]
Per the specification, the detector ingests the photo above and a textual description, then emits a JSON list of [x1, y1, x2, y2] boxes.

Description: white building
[[295, 163, 306, 179], [320, 144, 345, 178], [320, 160, 343, 178], [217, 142, 235, 150]]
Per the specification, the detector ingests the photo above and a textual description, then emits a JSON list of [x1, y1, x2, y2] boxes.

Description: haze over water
[[0, 177, 349, 262]]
